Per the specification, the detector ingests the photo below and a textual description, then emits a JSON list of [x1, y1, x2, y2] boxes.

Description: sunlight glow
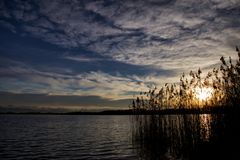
[[194, 87, 213, 101]]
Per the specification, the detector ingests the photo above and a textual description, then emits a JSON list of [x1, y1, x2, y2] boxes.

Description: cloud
[[0, 92, 132, 111], [0, 59, 173, 100], [2, 0, 239, 71], [63, 55, 103, 62], [0, 0, 240, 109]]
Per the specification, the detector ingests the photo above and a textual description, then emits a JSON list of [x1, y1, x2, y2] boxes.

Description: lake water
[[0, 114, 239, 160]]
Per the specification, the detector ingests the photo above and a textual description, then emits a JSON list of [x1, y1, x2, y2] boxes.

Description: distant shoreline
[[1, 106, 239, 115]]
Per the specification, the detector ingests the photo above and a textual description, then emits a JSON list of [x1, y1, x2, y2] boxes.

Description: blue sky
[[0, 0, 239, 112]]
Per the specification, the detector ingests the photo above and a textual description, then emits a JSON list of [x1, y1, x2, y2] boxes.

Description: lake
[[0, 114, 239, 160]]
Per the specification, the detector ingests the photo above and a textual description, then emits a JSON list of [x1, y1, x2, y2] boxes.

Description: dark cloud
[[0, 92, 132, 111]]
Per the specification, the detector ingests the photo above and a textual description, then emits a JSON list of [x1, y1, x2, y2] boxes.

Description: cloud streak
[[2, 0, 239, 69], [0, 59, 168, 99], [0, 0, 240, 110]]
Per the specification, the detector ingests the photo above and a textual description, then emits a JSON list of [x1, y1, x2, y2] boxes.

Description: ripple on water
[[0, 115, 138, 160]]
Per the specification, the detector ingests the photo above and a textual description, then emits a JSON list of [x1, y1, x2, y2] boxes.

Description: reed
[[132, 47, 240, 111], [131, 113, 239, 159]]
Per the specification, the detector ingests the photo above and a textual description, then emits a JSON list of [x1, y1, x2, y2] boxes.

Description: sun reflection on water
[[199, 114, 212, 141]]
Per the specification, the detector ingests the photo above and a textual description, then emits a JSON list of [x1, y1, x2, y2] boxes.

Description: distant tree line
[[132, 46, 240, 111]]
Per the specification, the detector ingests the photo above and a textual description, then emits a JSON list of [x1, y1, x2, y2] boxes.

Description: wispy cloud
[[63, 55, 103, 62], [0, 59, 172, 100], [1, 0, 239, 70], [0, 0, 240, 109]]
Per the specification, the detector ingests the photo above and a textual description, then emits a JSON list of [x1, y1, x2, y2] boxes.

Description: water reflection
[[199, 114, 211, 141], [131, 114, 240, 160]]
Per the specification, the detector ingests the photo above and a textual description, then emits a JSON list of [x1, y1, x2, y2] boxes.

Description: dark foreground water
[[0, 114, 239, 160]]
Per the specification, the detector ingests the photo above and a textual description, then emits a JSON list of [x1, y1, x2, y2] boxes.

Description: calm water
[[0, 114, 239, 160]]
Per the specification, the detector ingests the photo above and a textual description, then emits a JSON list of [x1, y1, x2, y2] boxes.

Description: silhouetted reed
[[132, 47, 240, 111], [131, 114, 240, 160]]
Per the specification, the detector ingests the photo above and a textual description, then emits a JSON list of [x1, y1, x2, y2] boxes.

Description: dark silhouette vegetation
[[132, 47, 240, 113], [131, 47, 240, 159], [132, 113, 240, 160]]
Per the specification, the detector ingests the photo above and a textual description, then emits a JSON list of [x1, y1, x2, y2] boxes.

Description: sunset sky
[[0, 0, 239, 112]]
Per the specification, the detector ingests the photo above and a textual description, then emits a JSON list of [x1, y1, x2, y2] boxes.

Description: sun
[[194, 87, 213, 101]]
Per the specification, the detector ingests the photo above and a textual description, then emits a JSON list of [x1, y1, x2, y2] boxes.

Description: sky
[[0, 0, 240, 112]]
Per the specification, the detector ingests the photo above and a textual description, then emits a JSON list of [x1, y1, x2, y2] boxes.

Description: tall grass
[[131, 114, 239, 159], [132, 47, 240, 110]]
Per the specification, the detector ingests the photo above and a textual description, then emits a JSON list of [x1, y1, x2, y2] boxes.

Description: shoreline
[[1, 107, 239, 115]]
